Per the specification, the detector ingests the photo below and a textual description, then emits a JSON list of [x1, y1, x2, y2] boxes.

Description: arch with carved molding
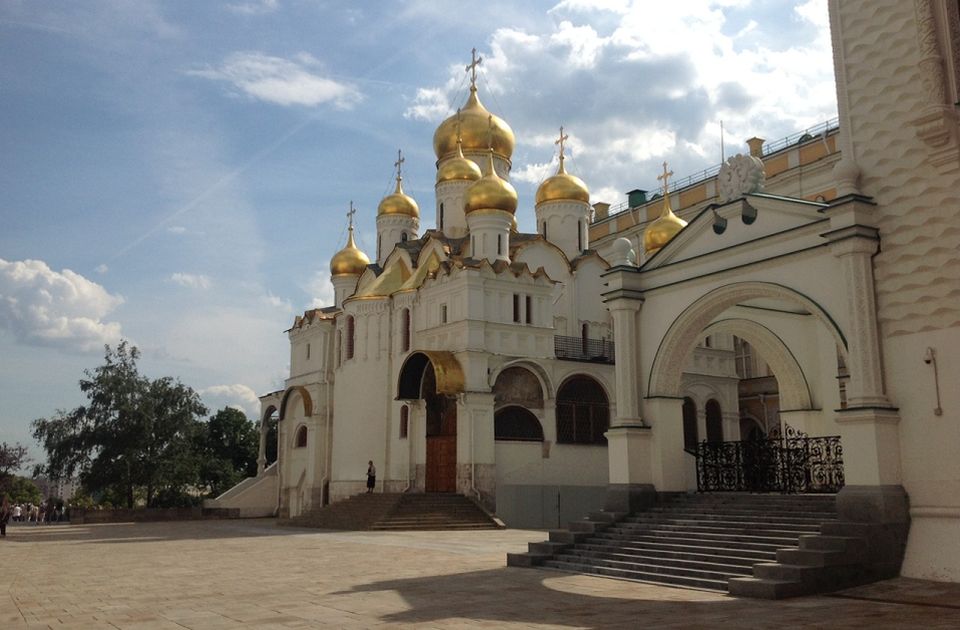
[[279, 385, 313, 422], [648, 282, 843, 410]]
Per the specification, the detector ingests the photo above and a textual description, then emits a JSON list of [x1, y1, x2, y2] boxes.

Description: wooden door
[[426, 435, 457, 492]]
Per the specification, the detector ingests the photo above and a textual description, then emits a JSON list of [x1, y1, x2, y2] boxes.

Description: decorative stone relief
[[910, 0, 960, 165], [717, 154, 765, 203]]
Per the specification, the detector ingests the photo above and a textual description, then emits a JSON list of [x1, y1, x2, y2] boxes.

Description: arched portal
[[397, 351, 465, 493], [649, 282, 842, 408]]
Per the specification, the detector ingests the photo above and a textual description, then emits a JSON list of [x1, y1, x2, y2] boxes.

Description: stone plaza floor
[[0, 519, 958, 629]]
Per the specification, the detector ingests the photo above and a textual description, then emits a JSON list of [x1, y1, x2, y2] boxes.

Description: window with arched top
[[401, 308, 411, 352], [682, 397, 698, 450], [543, 221, 547, 239], [399, 405, 409, 439], [336, 329, 342, 366], [439, 202, 444, 229], [401, 232, 408, 242], [346, 316, 355, 360], [577, 220, 583, 251], [581, 323, 589, 353], [294, 425, 307, 448], [706, 399, 723, 443], [556, 376, 609, 445], [495, 406, 544, 441]]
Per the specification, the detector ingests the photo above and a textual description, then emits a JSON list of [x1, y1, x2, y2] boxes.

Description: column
[[823, 200, 906, 526], [257, 418, 268, 475], [457, 392, 496, 510]]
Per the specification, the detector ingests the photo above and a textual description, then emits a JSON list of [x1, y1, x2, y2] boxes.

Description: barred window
[[401, 308, 411, 352], [346, 316, 355, 360], [556, 376, 609, 445], [399, 405, 409, 439]]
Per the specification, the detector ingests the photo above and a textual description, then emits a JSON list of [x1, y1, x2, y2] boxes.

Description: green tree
[[32, 341, 208, 508], [6, 476, 42, 504], [199, 407, 259, 497], [0, 442, 31, 497]]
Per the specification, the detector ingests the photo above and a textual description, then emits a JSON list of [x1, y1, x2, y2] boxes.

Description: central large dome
[[433, 87, 515, 161]]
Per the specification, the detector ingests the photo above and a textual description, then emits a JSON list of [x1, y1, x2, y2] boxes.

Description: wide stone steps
[[284, 493, 500, 531], [509, 493, 844, 596]]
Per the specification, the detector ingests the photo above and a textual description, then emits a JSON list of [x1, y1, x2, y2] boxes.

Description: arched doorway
[[397, 351, 465, 493]]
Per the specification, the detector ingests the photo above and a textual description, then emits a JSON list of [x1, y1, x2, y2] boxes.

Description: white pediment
[[642, 194, 829, 271]]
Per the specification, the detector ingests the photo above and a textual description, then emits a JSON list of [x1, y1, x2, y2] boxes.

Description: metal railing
[[554, 336, 615, 364], [694, 427, 844, 494], [598, 117, 841, 222]]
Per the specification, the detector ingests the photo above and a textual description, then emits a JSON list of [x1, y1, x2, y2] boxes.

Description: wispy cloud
[[95, 264, 109, 274], [166, 225, 187, 235], [169, 272, 212, 290], [200, 383, 260, 417], [226, 0, 279, 16], [305, 271, 335, 309], [0, 258, 124, 352], [189, 51, 362, 108]]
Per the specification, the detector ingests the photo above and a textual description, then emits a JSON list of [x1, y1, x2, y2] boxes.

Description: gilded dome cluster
[[433, 87, 515, 160], [464, 150, 518, 215], [330, 226, 370, 276]]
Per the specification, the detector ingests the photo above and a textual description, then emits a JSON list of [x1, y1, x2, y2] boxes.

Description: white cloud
[[404, 87, 452, 122], [0, 258, 124, 352], [169, 273, 212, 290], [261, 292, 294, 314], [306, 272, 335, 309], [95, 264, 109, 274], [189, 51, 362, 109], [226, 0, 279, 16], [408, 1, 836, 204], [200, 383, 260, 417], [166, 225, 187, 235]]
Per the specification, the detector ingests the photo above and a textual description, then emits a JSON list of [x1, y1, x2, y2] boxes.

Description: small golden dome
[[436, 140, 482, 184], [535, 157, 590, 205], [434, 87, 515, 160], [465, 150, 518, 215], [330, 227, 370, 276], [378, 177, 420, 218], [643, 198, 687, 253], [511, 215, 518, 233]]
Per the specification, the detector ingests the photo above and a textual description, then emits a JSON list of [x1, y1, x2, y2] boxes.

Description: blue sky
[[0, 0, 836, 460]]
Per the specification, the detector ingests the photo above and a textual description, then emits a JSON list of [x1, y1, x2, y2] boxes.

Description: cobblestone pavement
[[1, 519, 957, 629]]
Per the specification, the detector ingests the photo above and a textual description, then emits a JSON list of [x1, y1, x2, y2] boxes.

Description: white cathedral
[[212, 1, 960, 586]]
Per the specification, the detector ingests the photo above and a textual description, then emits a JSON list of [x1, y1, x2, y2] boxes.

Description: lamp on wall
[[923, 347, 943, 416]]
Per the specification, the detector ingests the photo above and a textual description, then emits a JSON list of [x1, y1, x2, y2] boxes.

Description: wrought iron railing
[[553, 336, 615, 364], [694, 426, 844, 494]]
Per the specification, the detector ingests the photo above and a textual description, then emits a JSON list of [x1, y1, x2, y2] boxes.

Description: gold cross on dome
[[465, 48, 483, 89], [347, 200, 356, 229], [657, 161, 674, 196], [394, 149, 404, 180], [555, 126, 569, 163]]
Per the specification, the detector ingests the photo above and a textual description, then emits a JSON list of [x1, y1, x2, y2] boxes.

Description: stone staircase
[[508, 493, 877, 598], [283, 493, 501, 531]]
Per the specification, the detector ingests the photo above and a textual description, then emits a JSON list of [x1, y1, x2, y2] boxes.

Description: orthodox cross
[[555, 126, 569, 165], [394, 149, 405, 181], [657, 161, 673, 197], [465, 48, 483, 89], [347, 200, 356, 229]]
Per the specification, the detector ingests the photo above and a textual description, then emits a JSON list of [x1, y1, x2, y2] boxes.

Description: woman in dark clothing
[[366, 460, 376, 493]]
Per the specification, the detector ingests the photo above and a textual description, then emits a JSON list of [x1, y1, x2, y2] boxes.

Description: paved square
[[1, 519, 957, 629]]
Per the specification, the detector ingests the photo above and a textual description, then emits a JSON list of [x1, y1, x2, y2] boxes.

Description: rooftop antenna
[[720, 119, 726, 162]]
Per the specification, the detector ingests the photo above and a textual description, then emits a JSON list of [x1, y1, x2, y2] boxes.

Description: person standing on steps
[[366, 460, 376, 494]]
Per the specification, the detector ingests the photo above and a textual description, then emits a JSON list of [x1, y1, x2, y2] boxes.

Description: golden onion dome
[[535, 157, 590, 205], [377, 177, 420, 218], [436, 139, 482, 184], [643, 197, 688, 253], [464, 150, 518, 215], [330, 227, 370, 276], [434, 87, 515, 160]]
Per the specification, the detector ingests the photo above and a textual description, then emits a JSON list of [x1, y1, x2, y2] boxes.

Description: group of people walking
[[0, 497, 66, 536]]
